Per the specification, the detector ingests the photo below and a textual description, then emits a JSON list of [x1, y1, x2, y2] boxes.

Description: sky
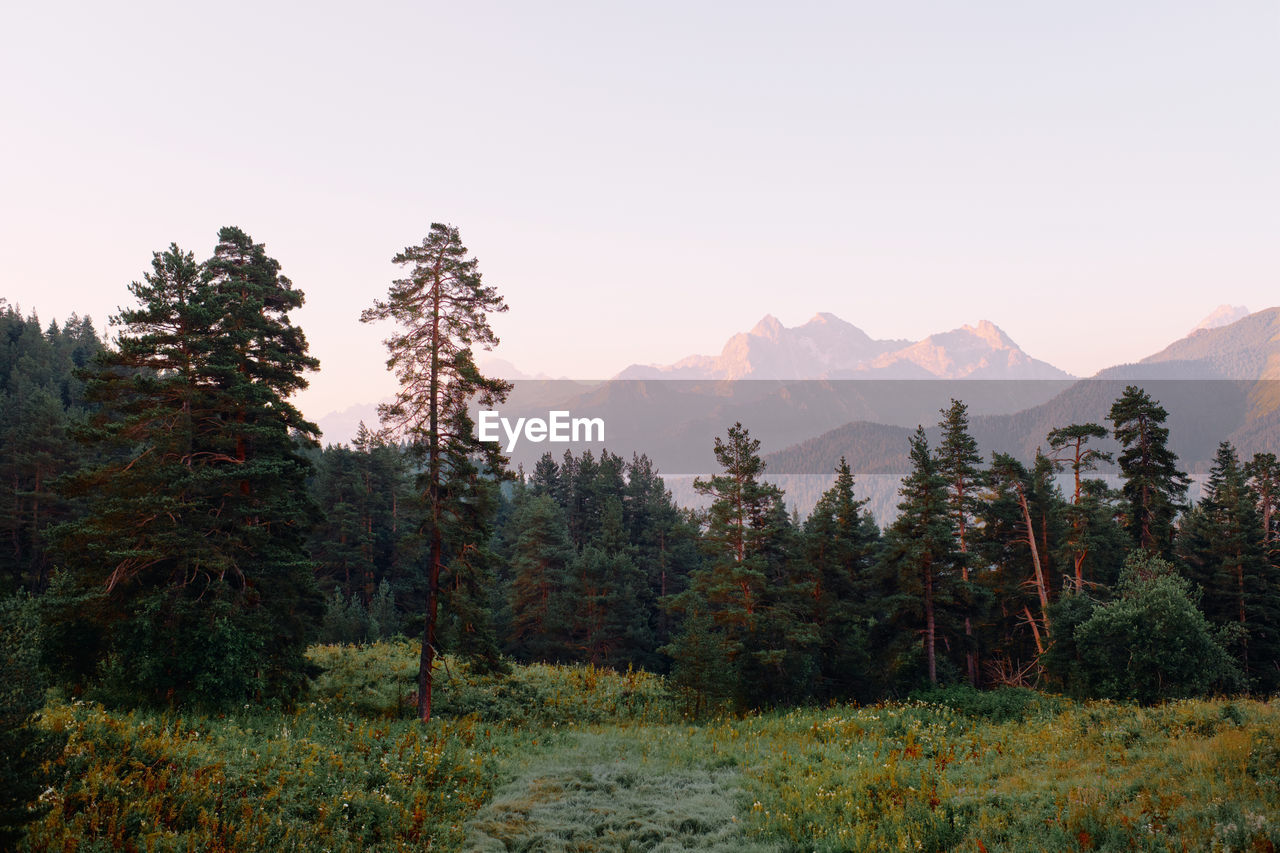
[[2, 1, 1276, 421]]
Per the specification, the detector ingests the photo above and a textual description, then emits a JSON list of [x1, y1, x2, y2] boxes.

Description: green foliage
[[1109, 385, 1189, 556], [1179, 442, 1280, 693], [1047, 421, 1118, 590], [505, 494, 577, 661], [307, 426, 414, 604], [0, 305, 102, 593], [0, 594, 65, 848], [507, 449, 699, 674], [360, 223, 511, 720], [50, 232, 324, 709], [305, 640, 681, 725], [24, 697, 514, 851], [666, 422, 816, 708], [1041, 590, 1099, 695], [319, 581, 404, 645], [802, 457, 879, 701], [875, 427, 960, 688], [908, 684, 1067, 723], [1071, 553, 1243, 703], [17, 644, 1280, 852]]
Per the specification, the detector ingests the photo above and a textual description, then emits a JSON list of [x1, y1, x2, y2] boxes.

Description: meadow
[[19, 640, 1280, 852]]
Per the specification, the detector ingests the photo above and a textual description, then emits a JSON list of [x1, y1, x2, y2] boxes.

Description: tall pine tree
[[1109, 386, 1188, 556], [361, 223, 510, 720], [52, 231, 322, 706]]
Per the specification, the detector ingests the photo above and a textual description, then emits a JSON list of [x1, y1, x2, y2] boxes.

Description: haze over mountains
[[763, 306, 1280, 486], [315, 307, 1280, 482], [616, 313, 1072, 380]]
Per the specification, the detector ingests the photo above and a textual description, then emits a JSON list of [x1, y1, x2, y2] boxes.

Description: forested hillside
[[4, 230, 1279, 850]]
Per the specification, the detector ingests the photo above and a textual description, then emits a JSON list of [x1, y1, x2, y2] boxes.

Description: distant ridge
[[617, 312, 1071, 380], [767, 307, 1280, 485]]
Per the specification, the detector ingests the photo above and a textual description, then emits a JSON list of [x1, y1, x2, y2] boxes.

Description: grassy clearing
[[467, 731, 763, 852], [19, 642, 1280, 852]]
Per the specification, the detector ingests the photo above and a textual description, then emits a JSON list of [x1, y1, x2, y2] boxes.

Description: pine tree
[[1178, 442, 1280, 691], [436, 404, 507, 673], [875, 427, 958, 687], [1108, 386, 1189, 556], [986, 453, 1056, 659], [802, 457, 879, 700], [52, 231, 323, 706], [1245, 452, 1280, 555], [506, 494, 576, 661], [935, 399, 983, 685], [361, 223, 510, 721], [1047, 423, 1114, 590], [664, 423, 802, 705]]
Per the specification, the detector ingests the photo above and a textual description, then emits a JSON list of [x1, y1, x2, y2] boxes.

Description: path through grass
[[466, 728, 775, 852]]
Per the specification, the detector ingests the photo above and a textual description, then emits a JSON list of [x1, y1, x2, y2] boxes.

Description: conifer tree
[[435, 404, 507, 672], [1109, 386, 1188, 556], [986, 453, 1056, 657], [52, 231, 322, 706], [664, 423, 801, 705], [935, 399, 983, 684], [802, 457, 879, 700], [1178, 442, 1280, 691], [361, 223, 510, 720], [875, 427, 957, 686], [1047, 423, 1114, 590], [506, 494, 576, 661], [1245, 452, 1280, 554]]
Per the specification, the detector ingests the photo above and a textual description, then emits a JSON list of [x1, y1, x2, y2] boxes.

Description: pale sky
[[2, 1, 1276, 420]]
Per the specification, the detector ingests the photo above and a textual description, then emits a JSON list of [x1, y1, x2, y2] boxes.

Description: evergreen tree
[[360, 223, 510, 720], [506, 494, 576, 661], [935, 399, 983, 685], [1245, 452, 1280, 555], [569, 505, 651, 668], [624, 452, 701, 657], [529, 451, 560, 497], [0, 305, 102, 593], [1178, 442, 1280, 691], [435, 404, 507, 673], [1108, 386, 1189, 556], [1047, 423, 1114, 590], [984, 453, 1058, 663], [801, 457, 879, 701], [874, 427, 958, 687], [52, 231, 323, 706], [664, 423, 806, 706]]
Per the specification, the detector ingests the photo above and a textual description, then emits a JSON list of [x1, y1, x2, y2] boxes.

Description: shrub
[[1072, 553, 1243, 703], [0, 594, 65, 848]]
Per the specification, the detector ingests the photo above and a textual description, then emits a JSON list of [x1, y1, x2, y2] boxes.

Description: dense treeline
[[302, 392, 1280, 707], [5, 225, 1280, 841], [0, 303, 102, 593], [3, 288, 1279, 711]]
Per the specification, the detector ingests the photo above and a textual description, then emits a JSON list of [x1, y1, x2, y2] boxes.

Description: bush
[[319, 581, 404, 645], [1072, 553, 1243, 703], [0, 594, 65, 848], [909, 684, 1067, 723]]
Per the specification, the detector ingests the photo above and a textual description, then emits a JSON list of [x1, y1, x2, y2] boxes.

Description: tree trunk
[[418, 256, 444, 723]]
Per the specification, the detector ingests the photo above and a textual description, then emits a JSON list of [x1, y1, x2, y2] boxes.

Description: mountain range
[[616, 313, 1071, 380], [315, 306, 1280, 511]]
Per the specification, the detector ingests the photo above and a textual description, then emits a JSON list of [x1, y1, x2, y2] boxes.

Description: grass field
[[19, 640, 1280, 852]]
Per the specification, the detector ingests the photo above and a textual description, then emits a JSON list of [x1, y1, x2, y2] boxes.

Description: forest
[[2, 225, 1279, 851]]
